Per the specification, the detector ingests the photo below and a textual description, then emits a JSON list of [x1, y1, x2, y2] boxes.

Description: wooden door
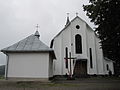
[[73, 60, 87, 77]]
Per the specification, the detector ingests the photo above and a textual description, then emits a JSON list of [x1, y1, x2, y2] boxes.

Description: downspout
[[5, 53, 9, 80]]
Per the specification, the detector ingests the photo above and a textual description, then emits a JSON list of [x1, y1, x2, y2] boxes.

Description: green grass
[[0, 75, 4, 79], [15, 82, 80, 88], [2, 81, 119, 89], [0, 77, 120, 89]]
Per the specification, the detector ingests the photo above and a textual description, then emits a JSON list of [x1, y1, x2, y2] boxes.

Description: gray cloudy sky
[[0, 0, 94, 65]]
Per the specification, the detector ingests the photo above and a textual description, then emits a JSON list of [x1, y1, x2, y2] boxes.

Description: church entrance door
[[73, 60, 87, 77]]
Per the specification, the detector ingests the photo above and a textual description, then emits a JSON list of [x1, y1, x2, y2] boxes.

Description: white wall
[[71, 17, 87, 59], [53, 17, 89, 75], [7, 52, 49, 78], [86, 25, 99, 74], [53, 34, 62, 75], [49, 54, 53, 77], [104, 59, 114, 74], [94, 36, 105, 74]]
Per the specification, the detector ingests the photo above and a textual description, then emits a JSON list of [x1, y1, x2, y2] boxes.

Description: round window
[[76, 25, 80, 29]]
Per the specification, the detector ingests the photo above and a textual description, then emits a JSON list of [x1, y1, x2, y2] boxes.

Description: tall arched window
[[75, 34, 82, 54], [106, 64, 109, 71]]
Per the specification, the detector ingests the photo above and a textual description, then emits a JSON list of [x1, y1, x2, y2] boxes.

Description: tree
[[83, 0, 120, 75]]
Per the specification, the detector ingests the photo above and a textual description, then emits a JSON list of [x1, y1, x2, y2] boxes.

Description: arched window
[[89, 48, 93, 68], [65, 47, 68, 68], [75, 34, 82, 54], [106, 64, 109, 71]]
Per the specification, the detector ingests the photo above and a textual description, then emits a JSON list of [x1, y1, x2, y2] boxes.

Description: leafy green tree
[[83, 0, 120, 75]]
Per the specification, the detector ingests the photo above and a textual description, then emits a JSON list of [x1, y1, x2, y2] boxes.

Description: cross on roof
[[36, 24, 40, 31], [76, 12, 78, 16], [67, 13, 69, 17]]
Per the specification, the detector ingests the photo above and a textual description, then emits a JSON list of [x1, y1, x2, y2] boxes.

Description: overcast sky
[[0, 0, 94, 65]]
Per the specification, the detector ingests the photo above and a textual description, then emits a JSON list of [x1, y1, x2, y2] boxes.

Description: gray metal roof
[[1, 31, 53, 53]]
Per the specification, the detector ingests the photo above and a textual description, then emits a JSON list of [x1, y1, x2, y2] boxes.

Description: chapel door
[[73, 60, 87, 77]]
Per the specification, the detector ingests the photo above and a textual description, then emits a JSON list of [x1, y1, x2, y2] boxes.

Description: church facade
[[50, 16, 114, 76]]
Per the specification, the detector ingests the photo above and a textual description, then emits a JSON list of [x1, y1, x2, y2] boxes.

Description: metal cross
[[64, 52, 76, 78], [36, 24, 40, 31], [76, 12, 78, 16], [67, 13, 69, 17]]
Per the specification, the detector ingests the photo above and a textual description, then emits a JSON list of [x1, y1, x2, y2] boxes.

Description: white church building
[[1, 15, 114, 81], [50, 15, 114, 77]]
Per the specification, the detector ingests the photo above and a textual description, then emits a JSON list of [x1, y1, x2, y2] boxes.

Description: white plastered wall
[[71, 17, 88, 59], [7, 53, 49, 78], [49, 54, 53, 77], [86, 25, 99, 74], [104, 60, 114, 74], [94, 36, 105, 74], [53, 34, 62, 75]]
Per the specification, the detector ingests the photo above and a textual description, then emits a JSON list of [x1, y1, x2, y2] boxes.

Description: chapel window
[[76, 25, 80, 29], [89, 48, 93, 68], [75, 34, 82, 54], [65, 47, 68, 68], [106, 64, 109, 71]]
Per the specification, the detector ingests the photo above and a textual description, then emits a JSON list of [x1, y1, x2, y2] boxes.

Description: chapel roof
[[1, 31, 53, 53]]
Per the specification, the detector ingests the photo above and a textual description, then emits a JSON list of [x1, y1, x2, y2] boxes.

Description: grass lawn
[[0, 75, 4, 79], [0, 77, 120, 90]]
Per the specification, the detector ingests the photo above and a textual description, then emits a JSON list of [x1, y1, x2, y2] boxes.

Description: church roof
[[1, 31, 53, 53], [55, 16, 93, 39], [50, 16, 93, 48]]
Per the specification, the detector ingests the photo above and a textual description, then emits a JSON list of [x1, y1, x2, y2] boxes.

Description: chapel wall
[[7, 53, 49, 78]]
